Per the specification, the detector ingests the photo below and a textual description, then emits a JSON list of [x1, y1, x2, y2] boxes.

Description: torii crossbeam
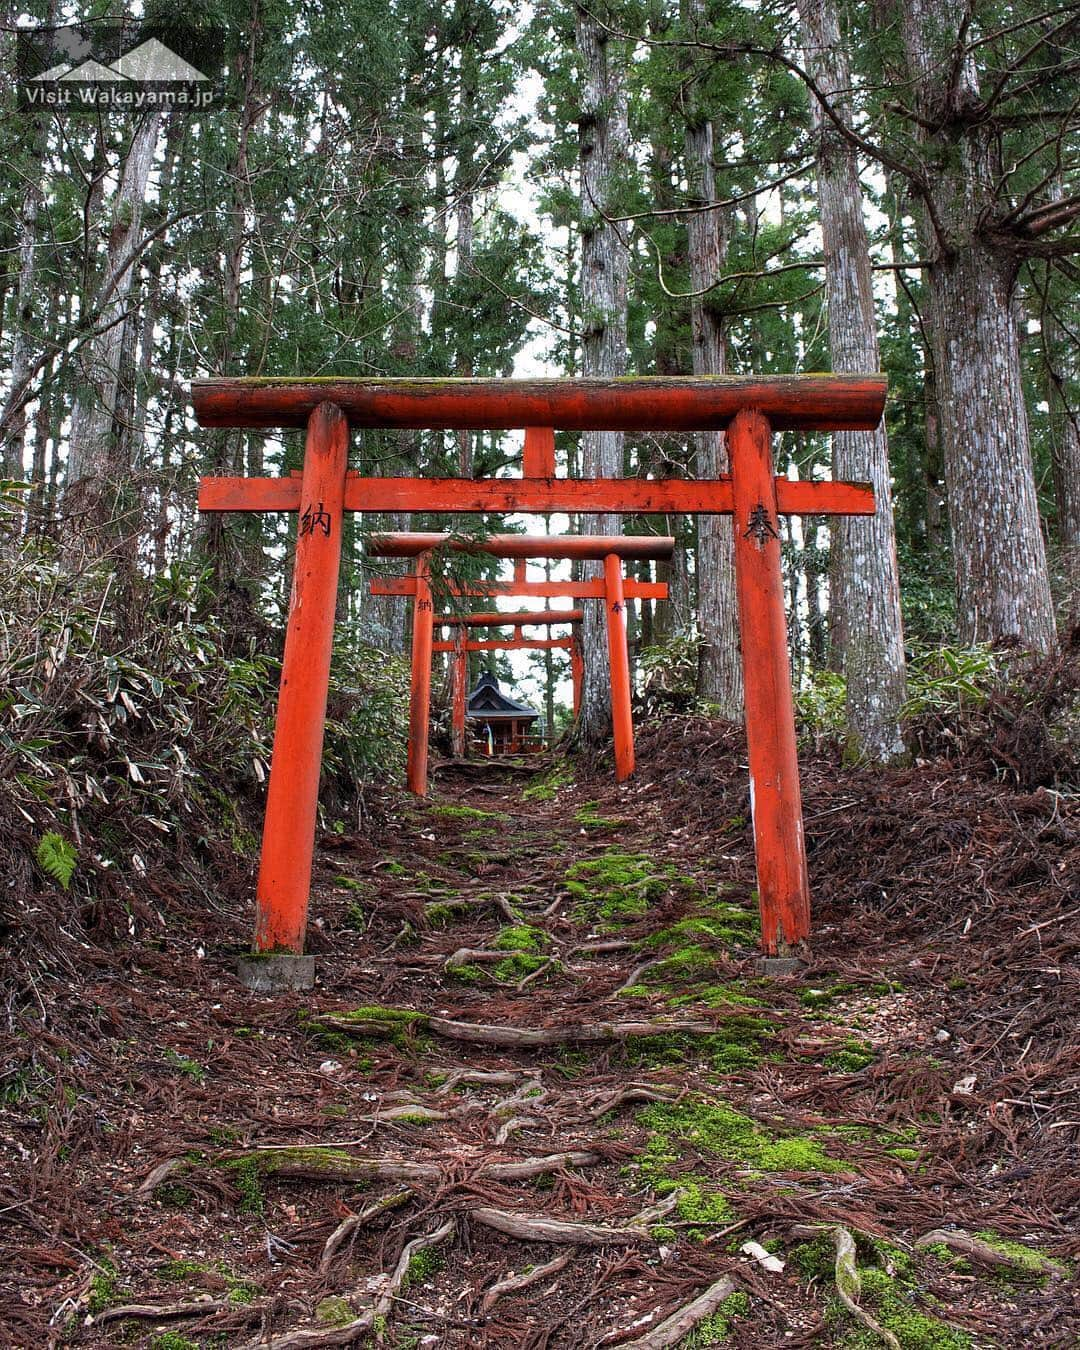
[[367, 532, 673, 794], [194, 374, 884, 964]]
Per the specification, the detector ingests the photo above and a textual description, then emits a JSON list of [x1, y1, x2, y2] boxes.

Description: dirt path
[[2, 732, 1077, 1348]]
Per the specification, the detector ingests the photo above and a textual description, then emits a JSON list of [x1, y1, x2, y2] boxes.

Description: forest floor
[[2, 715, 1078, 1349]]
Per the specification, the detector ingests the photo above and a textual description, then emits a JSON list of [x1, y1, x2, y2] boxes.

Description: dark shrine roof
[[466, 672, 539, 721]]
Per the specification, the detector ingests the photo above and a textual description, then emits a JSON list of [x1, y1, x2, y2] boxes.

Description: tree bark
[[576, 3, 630, 746], [65, 109, 163, 536], [897, 0, 1056, 654], [681, 16, 741, 716], [1044, 299, 1080, 622], [798, 0, 907, 761]]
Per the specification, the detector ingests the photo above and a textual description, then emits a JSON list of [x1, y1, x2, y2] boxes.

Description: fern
[[36, 832, 77, 891]]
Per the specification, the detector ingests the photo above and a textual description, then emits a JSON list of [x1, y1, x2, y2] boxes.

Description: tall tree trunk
[[576, 3, 629, 746], [66, 109, 163, 536], [798, 0, 907, 761], [682, 35, 741, 715], [897, 0, 1056, 653], [1044, 298, 1080, 622]]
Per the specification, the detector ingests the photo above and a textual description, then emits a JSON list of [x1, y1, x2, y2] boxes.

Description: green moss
[[574, 801, 623, 829], [149, 1335, 199, 1350], [163, 1049, 206, 1084], [523, 763, 574, 801], [207, 1125, 239, 1146], [334, 1006, 430, 1041], [972, 1231, 1067, 1281], [492, 952, 550, 982], [565, 851, 673, 922], [155, 1184, 194, 1207], [839, 1267, 971, 1349], [228, 1157, 264, 1215], [644, 902, 760, 953], [799, 982, 854, 1009], [159, 1258, 206, 1282], [88, 1260, 120, 1313], [403, 1246, 444, 1289], [493, 924, 549, 953], [638, 1097, 846, 1175], [921, 1243, 971, 1273], [316, 1296, 356, 1327], [431, 803, 506, 823], [886, 1147, 921, 1162], [677, 1291, 750, 1345], [426, 901, 466, 928], [793, 1234, 836, 1281], [384, 860, 408, 875], [333, 875, 366, 891], [447, 962, 486, 984], [823, 1039, 876, 1073]]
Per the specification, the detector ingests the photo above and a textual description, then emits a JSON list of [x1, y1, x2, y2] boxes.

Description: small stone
[[319, 1059, 343, 1075], [934, 1028, 951, 1043]]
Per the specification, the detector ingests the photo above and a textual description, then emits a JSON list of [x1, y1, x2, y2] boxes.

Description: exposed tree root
[[430, 1068, 528, 1094], [479, 1251, 573, 1313], [319, 1189, 414, 1273], [92, 1296, 239, 1324], [316, 1009, 714, 1047], [791, 1224, 901, 1350], [470, 1208, 652, 1246], [617, 1273, 741, 1348], [239, 1219, 457, 1350], [141, 1148, 603, 1194], [915, 1228, 1063, 1277]]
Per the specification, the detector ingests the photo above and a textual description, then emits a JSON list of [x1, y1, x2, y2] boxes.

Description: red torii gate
[[432, 609, 584, 756], [194, 374, 884, 974], [366, 531, 674, 793]]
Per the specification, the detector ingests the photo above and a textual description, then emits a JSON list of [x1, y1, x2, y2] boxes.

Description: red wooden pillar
[[253, 402, 349, 953], [451, 626, 467, 757], [729, 408, 811, 956], [570, 636, 583, 717], [603, 553, 635, 781], [406, 550, 434, 796]]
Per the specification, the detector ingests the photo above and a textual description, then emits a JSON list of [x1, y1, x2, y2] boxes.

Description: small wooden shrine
[[466, 672, 541, 755]]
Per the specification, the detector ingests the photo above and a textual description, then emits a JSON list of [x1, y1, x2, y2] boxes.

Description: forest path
[[27, 743, 1077, 1348]]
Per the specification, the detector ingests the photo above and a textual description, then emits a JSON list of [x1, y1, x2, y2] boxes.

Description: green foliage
[[88, 1260, 121, 1313], [164, 1049, 207, 1084], [0, 547, 408, 955], [35, 832, 76, 891], [795, 669, 847, 739], [638, 637, 702, 714], [901, 645, 1003, 717]]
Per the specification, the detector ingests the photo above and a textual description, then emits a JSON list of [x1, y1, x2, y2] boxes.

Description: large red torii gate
[[367, 531, 674, 793], [194, 374, 884, 975]]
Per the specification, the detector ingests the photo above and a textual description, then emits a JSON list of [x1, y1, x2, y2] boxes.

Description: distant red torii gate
[[194, 374, 884, 964], [433, 609, 584, 757], [367, 531, 674, 793]]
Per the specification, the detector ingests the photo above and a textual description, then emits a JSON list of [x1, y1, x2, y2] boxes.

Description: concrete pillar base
[[237, 953, 316, 992], [755, 956, 802, 978]]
